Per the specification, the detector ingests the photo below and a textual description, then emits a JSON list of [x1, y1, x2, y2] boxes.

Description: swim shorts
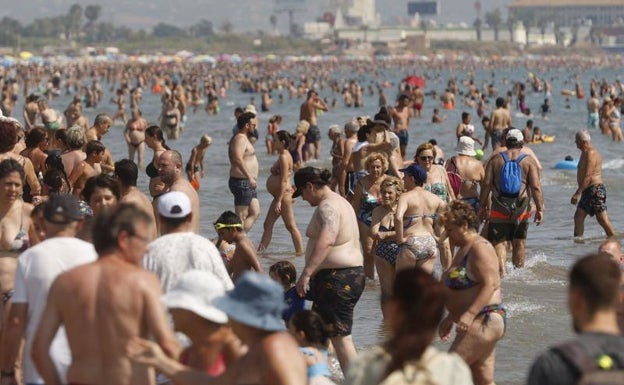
[[587, 112, 599, 130], [488, 195, 531, 243], [306, 124, 321, 143], [309, 266, 365, 337], [397, 130, 408, 147], [578, 183, 608, 217], [228, 177, 258, 206], [490, 129, 504, 150]]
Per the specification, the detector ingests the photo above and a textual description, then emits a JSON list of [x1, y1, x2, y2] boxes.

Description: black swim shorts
[[578, 183, 608, 217], [309, 266, 365, 337], [228, 177, 258, 206]]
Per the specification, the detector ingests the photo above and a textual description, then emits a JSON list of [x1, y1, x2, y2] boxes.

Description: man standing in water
[[485, 97, 512, 151], [300, 90, 328, 161], [480, 129, 543, 276], [228, 111, 260, 232], [293, 167, 365, 373], [571, 130, 616, 239], [587, 90, 600, 130]]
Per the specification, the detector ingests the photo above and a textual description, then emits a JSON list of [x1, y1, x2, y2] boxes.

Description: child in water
[[186, 134, 212, 190], [213, 211, 263, 281], [269, 261, 305, 324], [288, 310, 336, 385]]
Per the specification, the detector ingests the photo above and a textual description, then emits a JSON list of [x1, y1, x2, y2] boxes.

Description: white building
[[329, 0, 379, 26]]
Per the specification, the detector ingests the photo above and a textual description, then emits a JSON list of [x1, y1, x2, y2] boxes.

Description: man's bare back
[[32, 207, 180, 385]]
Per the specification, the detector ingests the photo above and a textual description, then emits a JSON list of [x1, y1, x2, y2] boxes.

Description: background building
[[509, 0, 624, 27]]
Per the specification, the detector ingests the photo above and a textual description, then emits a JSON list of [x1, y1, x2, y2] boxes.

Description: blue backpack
[[499, 152, 527, 197]]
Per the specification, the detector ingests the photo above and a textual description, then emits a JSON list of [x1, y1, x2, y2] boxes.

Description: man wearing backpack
[[479, 129, 544, 276], [527, 254, 624, 385]]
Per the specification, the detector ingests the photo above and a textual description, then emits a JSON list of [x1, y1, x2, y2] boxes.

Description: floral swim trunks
[[578, 183, 608, 217]]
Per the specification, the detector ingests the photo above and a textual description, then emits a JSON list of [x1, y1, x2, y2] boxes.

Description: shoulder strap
[[500, 152, 510, 162], [554, 340, 596, 374], [515, 154, 528, 164]]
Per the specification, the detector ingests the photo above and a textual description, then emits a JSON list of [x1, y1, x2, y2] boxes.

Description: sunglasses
[[214, 223, 243, 230], [419, 156, 434, 162]]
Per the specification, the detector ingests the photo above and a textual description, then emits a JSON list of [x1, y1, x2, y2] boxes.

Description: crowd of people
[[0, 56, 623, 385]]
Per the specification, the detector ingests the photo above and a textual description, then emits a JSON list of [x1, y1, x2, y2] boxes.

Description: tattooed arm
[[296, 201, 340, 297]]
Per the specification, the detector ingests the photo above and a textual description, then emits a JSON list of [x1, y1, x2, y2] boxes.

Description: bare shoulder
[[260, 331, 299, 353]]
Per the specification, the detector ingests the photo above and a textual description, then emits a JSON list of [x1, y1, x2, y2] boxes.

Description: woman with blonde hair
[[351, 152, 387, 279], [370, 176, 404, 304]]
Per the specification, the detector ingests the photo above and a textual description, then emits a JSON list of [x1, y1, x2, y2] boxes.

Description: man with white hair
[[571, 130, 615, 239]]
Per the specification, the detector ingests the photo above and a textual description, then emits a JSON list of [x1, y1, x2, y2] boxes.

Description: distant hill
[[2, 0, 513, 33]]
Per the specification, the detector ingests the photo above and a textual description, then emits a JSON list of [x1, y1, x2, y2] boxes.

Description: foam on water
[[603, 158, 624, 169]]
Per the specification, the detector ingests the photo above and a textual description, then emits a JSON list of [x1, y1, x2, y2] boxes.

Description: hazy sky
[[1, 0, 513, 32]]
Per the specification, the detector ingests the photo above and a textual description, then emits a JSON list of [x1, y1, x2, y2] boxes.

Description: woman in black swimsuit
[[145, 125, 170, 198]]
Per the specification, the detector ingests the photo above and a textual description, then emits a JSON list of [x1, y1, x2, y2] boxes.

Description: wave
[[603, 159, 624, 169]]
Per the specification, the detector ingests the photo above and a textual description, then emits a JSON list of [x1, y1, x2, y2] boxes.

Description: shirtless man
[[124, 109, 148, 169], [293, 167, 365, 372], [114, 159, 157, 239], [390, 94, 413, 159], [571, 130, 616, 239], [85, 114, 114, 174], [31, 204, 181, 385], [300, 90, 328, 161], [69, 140, 104, 199], [587, 90, 600, 130], [228, 112, 260, 232], [23, 94, 39, 131], [158, 150, 200, 234], [486, 97, 512, 152], [480, 129, 543, 276]]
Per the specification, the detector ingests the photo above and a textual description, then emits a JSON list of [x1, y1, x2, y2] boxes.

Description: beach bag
[[499, 152, 527, 197], [446, 157, 462, 197], [554, 339, 624, 385]]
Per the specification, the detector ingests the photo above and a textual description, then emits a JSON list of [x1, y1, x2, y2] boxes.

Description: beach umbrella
[[19, 51, 33, 60], [403, 75, 426, 88]]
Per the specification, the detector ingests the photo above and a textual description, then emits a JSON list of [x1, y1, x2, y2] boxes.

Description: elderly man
[[32, 204, 180, 385], [480, 129, 544, 276], [0, 195, 96, 385], [572, 130, 616, 240], [143, 191, 233, 293], [85, 113, 114, 174], [528, 254, 624, 384], [158, 150, 200, 233]]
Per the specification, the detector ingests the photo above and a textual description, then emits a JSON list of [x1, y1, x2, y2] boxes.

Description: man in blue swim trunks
[[571, 130, 615, 239], [228, 111, 260, 232]]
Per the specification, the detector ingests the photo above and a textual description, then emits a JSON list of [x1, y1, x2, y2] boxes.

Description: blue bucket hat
[[214, 271, 286, 331], [400, 163, 427, 185]]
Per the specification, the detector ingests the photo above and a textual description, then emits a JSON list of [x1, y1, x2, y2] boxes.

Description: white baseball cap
[[157, 191, 191, 218]]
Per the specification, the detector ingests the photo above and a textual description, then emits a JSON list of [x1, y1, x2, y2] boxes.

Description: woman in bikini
[[351, 152, 387, 279], [370, 176, 404, 312], [445, 136, 484, 213], [145, 125, 170, 199], [124, 108, 147, 169], [395, 163, 446, 274], [0, 159, 34, 348], [161, 98, 181, 140], [258, 131, 303, 255], [415, 142, 454, 266], [439, 200, 505, 385]]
